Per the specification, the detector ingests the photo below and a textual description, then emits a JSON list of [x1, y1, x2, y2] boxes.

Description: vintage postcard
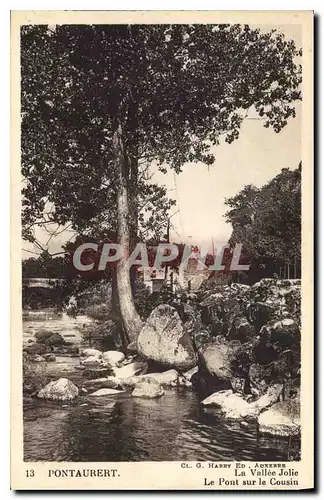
[[11, 10, 314, 490]]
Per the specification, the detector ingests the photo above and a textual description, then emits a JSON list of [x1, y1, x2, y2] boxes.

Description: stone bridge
[[22, 278, 65, 289]]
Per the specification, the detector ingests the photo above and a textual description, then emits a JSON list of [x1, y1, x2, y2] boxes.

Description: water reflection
[[24, 390, 298, 462], [23, 312, 299, 462]]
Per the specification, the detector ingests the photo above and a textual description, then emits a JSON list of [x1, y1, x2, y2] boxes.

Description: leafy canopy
[[21, 24, 302, 240]]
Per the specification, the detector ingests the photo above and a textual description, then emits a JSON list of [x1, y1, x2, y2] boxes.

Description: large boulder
[[37, 378, 78, 401], [132, 379, 164, 399], [137, 304, 197, 371], [258, 399, 300, 437], [200, 340, 240, 381], [193, 339, 248, 397]]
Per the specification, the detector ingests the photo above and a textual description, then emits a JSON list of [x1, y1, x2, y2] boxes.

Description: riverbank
[[22, 278, 301, 461]]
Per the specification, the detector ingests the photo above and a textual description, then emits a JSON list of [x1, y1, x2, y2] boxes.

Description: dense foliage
[[225, 164, 301, 280], [21, 24, 301, 337], [22, 24, 301, 239]]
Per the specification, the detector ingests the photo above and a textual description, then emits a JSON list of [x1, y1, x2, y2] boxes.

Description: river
[[23, 312, 298, 462]]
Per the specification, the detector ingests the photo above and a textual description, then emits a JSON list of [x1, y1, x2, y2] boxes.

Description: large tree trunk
[[110, 269, 129, 348], [112, 119, 143, 344], [128, 157, 139, 298]]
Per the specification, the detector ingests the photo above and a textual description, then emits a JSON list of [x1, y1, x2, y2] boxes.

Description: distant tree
[[21, 24, 301, 342], [22, 252, 66, 278], [225, 164, 301, 279], [224, 184, 260, 256], [22, 257, 42, 279]]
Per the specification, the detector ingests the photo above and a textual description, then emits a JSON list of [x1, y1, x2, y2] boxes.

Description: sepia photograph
[[11, 10, 314, 490]]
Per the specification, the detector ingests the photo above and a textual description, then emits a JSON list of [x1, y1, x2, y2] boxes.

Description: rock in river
[[202, 384, 283, 420], [258, 399, 300, 437], [81, 348, 102, 358], [35, 330, 65, 346], [37, 378, 78, 401], [33, 355, 46, 362], [132, 379, 164, 399], [102, 351, 125, 367], [46, 333, 65, 346], [34, 329, 54, 342], [80, 355, 103, 369], [24, 343, 46, 355], [200, 340, 240, 381], [113, 360, 148, 379], [84, 369, 180, 392], [142, 369, 179, 387], [89, 388, 125, 397], [202, 389, 257, 419], [137, 304, 197, 371], [43, 353, 56, 362]]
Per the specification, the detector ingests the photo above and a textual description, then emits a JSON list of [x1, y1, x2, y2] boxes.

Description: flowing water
[[23, 312, 298, 462]]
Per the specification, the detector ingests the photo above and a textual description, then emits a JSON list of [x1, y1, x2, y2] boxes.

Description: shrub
[[84, 303, 111, 321], [65, 280, 112, 317], [133, 279, 176, 320]]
